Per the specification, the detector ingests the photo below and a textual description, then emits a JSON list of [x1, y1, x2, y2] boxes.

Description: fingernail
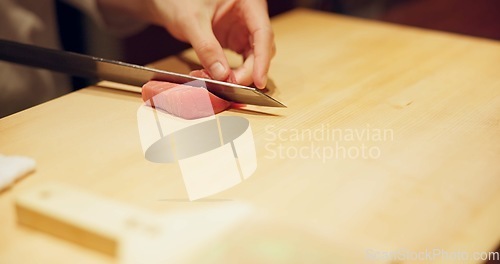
[[209, 62, 226, 80], [259, 75, 268, 89]]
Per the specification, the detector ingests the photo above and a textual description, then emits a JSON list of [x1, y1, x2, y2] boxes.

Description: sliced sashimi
[[142, 80, 231, 119]]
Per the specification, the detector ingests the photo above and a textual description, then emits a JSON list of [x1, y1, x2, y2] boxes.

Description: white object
[[137, 81, 257, 201], [0, 154, 36, 190]]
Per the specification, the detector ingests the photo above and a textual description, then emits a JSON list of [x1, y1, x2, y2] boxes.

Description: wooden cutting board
[[1, 8, 499, 264]]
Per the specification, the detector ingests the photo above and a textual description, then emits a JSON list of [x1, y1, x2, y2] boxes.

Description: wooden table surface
[[1, 9, 500, 264]]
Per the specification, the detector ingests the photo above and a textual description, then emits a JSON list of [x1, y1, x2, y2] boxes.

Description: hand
[[146, 0, 275, 88], [98, 0, 275, 87]]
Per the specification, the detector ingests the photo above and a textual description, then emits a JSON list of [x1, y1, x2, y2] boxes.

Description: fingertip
[[227, 70, 237, 83], [188, 31, 231, 81], [209, 61, 230, 80], [233, 54, 254, 86], [256, 74, 268, 89]]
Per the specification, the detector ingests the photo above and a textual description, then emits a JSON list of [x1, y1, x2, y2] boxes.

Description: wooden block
[[15, 182, 254, 263], [15, 182, 162, 256]]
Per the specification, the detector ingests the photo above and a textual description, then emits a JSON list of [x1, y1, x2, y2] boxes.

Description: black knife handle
[[0, 38, 99, 79]]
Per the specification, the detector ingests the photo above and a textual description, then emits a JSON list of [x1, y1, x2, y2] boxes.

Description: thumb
[[186, 22, 231, 81]]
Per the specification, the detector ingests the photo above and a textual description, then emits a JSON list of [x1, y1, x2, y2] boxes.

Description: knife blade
[[0, 39, 285, 107]]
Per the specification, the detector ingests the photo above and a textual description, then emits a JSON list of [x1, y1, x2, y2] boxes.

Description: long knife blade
[[0, 39, 285, 107]]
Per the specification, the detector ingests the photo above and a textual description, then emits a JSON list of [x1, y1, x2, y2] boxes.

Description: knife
[[0, 39, 285, 107]]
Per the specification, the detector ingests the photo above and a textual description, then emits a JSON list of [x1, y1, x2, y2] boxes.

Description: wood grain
[[1, 9, 499, 263]]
